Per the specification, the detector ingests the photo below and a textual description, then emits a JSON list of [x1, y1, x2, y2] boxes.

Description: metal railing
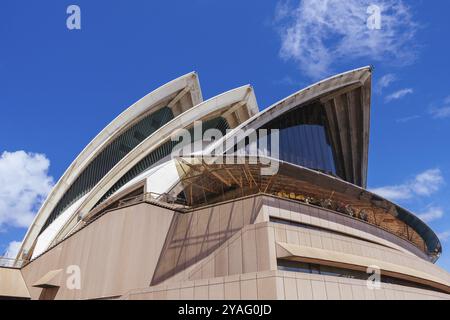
[[116, 191, 189, 211], [0, 256, 27, 269], [146, 192, 189, 208]]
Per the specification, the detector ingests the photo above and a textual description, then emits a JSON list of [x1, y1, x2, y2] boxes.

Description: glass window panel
[[258, 103, 337, 177]]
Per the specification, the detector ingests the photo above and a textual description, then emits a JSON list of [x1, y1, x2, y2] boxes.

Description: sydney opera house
[[1, 67, 450, 300]]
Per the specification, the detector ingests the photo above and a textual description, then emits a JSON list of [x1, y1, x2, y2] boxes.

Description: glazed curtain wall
[[94, 117, 230, 207], [41, 107, 174, 232], [250, 103, 338, 177]]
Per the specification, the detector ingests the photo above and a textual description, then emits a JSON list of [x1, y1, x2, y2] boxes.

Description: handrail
[[25, 192, 434, 267], [172, 191, 433, 260], [88, 190, 433, 259], [0, 256, 28, 269]]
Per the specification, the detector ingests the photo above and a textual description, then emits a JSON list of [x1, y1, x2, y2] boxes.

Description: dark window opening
[[41, 107, 174, 232], [232, 102, 339, 178]]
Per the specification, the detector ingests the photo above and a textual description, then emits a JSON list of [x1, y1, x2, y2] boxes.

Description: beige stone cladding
[[18, 195, 450, 300]]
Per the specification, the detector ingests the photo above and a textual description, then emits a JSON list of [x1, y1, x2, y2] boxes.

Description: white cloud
[[445, 96, 450, 104], [396, 115, 420, 123], [370, 168, 444, 201], [385, 88, 413, 102], [0, 151, 54, 230], [370, 185, 411, 201], [417, 207, 444, 223], [431, 107, 450, 119], [429, 96, 450, 119], [273, 75, 304, 87], [275, 0, 418, 79], [438, 231, 450, 242], [4, 241, 21, 259], [376, 74, 396, 93], [412, 169, 445, 196]]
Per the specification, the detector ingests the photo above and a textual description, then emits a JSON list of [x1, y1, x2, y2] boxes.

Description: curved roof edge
[[17, 72, 202, 261], [203, 66, 372, 187], [42, 85, 259, 251], [274, 158, 442, 261], [278, 157, 442, 261], [170, 154, 442, 262]]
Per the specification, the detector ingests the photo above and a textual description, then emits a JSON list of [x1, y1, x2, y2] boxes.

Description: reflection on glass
[[246, 102, 337, 177]]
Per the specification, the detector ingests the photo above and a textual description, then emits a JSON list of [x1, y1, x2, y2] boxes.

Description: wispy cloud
[[396, 115, 420, 123], [429, 96, 450, 119], [274, 0, 418, 79], [430, 107, 450, 119], [438, 230, 450, 242], [273, 75, 305, 87], [417, 207, 444, 223], [4, 241, 21, 258], [376, 74, 397, 93], [0, 151, 54, 230], [370, 168, 444, 201], [385, 88, 414, 102]]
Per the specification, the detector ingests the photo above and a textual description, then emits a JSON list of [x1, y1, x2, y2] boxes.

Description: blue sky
[[1, 1, 450, 271]]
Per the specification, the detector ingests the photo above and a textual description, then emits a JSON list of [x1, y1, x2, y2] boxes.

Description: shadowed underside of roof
[[17, 67, 442, 266], [18, 72, 203, 261], [44, 85, 258, 252], [165, 155, 441, 262], [204, 66, 372, 189]]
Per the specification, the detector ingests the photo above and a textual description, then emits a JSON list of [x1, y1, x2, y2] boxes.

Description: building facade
[[1, 67, 449, 300]]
